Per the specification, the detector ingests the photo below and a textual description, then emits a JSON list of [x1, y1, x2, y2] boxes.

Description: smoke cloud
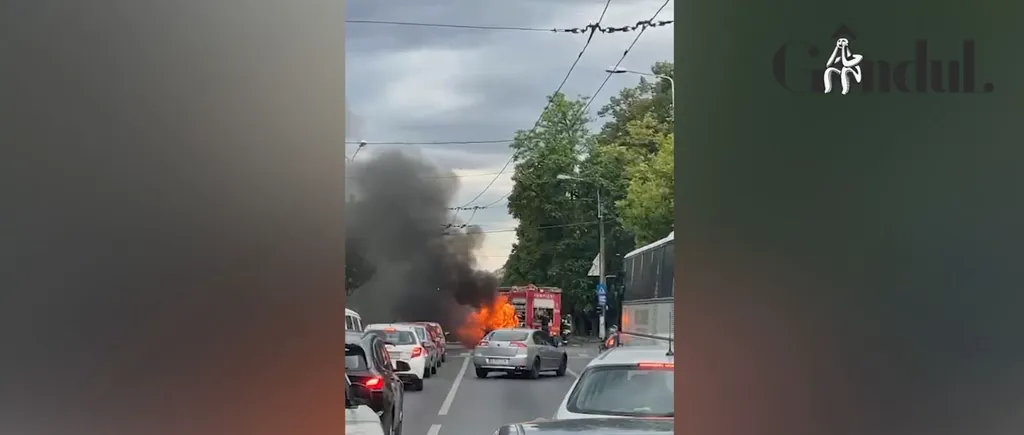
[[345, 149, 500, 335]]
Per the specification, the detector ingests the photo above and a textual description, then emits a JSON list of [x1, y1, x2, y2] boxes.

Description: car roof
[[489, 328, 538, 334], [587, 346, 675, 367], [510, 418, 674, 435], [365, 323, 417, 332], [345, 331, 381, 349]]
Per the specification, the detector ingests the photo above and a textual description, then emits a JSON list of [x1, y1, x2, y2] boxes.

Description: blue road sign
[[597, 293, 607, 305], [596, 283, 607, 296]]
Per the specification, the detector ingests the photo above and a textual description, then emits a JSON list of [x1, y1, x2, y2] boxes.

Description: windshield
[[488, 330, 529, 341], [345, 345, 369, 370], [566, 365, 674, 417], [369, 329, 417, 345]]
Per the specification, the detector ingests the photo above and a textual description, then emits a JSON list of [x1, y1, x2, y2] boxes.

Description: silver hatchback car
[[472, 328, 568, 379]]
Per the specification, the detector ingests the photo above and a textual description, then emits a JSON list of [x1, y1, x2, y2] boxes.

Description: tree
[[501, 92, 596, 319], [591, 61, 675, 246], [345, 235, 376, 295], [616, 116, 674, 245], [502, 62, 676, 334]]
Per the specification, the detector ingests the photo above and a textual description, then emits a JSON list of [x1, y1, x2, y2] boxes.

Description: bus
[[619, 231, 674, 345]]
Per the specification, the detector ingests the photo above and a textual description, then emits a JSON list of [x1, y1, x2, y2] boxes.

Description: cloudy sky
[[345, 0, 674, 272]]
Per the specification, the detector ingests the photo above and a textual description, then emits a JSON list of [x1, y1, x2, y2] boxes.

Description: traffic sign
[[596, 283, 607, 296], [597, 293, 607, 305]]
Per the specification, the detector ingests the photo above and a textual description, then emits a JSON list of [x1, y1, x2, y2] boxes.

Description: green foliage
[[501, 93, 597, 314], [502, 61, 676, 322], [616, 121, 674, 245]]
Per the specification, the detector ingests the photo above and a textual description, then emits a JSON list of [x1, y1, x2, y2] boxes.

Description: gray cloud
[[346, 0, 673, 266]]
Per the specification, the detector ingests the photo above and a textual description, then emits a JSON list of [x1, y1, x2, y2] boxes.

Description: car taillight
[[637, 362, 674, 369], [478, 340, 489, 347], [510, 342, 528, 348], [411, 346, 423, 357], [364, 377, 384, 390]]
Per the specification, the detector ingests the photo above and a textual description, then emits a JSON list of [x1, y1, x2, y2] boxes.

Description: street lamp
[[605, 67, 675, 113], [556, 174, 608, 340], [349, 140, 368, 162]]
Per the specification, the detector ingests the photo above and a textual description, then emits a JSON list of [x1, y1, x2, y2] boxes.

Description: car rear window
[[566, 364, 674, 417], [369, 329, 417, 345], [345, 345, 369, 370], [487, 330, 529, 341], [413, 327, 427, 340]]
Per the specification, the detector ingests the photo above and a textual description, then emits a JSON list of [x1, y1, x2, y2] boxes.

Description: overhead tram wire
[[343, 139, 512, 146], [442, 220, 601, 236], [345, 19, 672, 34], [451, 0, 615, 214], [574, 0, 673, 121]]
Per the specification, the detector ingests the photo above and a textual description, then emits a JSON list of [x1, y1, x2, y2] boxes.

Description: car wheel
[[412, 378, 424, 391], [555, 355, 568, 377], [527, 358, 541, 379], [441, 353, 447, 363], [475, 367, 489, 378], [431, 365, 437, 375]]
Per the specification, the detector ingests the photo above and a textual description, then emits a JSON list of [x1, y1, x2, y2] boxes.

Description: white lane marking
[[458, 352, 470, 357], [437, 356, 470, 416], [577, 353, 590, 357], [427, 423, 442, 435], [567, 368, 579, 378]]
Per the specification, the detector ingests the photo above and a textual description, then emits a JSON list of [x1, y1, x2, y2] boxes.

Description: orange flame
[[456, 295, 520, 348]]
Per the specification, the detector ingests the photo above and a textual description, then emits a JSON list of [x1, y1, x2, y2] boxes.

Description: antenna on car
[[665, 309, 674, 357]]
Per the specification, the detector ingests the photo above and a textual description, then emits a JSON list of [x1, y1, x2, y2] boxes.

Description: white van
[[345, 308, 363, 332]]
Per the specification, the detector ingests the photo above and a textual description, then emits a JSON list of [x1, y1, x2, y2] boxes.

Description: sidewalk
[[565, 335, 603, 347]]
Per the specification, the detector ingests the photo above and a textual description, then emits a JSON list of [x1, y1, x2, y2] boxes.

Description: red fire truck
[[498, 284, 562, 337]]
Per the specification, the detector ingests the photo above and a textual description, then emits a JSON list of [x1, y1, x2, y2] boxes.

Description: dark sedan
[[492, 418, 674, 435], [346, 331, 408, 435]]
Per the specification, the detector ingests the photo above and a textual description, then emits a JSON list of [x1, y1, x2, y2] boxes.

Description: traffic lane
[[433, 353, 595, 435], [400, 357, 463, 434]]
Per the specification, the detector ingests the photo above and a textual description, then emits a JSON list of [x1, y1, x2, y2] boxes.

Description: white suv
[[365, 323, 431, 391]]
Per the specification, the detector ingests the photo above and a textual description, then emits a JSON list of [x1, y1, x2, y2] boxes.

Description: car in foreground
[[492, 417, 674, 435], [345, 331, 407, 435], [345, 373, 386, 435], [473, 327, 567, 379], [552, 345, 674, 420], [365, 323, 431, 390]]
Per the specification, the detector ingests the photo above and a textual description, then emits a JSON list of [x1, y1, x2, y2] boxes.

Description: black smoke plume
[[345, 149, 500, 334]]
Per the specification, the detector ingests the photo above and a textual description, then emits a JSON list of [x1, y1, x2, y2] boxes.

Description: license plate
[[389, 352, 402, 359], [488, 358, 509, 365]]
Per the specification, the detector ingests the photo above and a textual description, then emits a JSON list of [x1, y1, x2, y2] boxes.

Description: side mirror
[[422, 341, 434, 348], [394, 361, 411, 372], [444, 331, 451, 336]]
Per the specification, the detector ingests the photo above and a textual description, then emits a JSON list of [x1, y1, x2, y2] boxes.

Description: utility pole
[[555, 173, 607, 339], [597, 187, 607, 340]]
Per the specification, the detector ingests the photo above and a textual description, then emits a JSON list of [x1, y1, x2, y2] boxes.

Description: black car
[[346, 331, 408, 435], [493, 418, 674, 435]]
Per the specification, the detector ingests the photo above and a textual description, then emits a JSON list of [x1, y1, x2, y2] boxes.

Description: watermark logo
[[772, 25, 994, 94], [823, 38, 863, 94]]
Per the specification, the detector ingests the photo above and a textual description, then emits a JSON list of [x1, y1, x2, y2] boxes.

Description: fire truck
[[498, 285, 562, 337]]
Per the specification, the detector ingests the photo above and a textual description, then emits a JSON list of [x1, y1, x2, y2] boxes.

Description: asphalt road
[[401, 343, 596, 435]]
